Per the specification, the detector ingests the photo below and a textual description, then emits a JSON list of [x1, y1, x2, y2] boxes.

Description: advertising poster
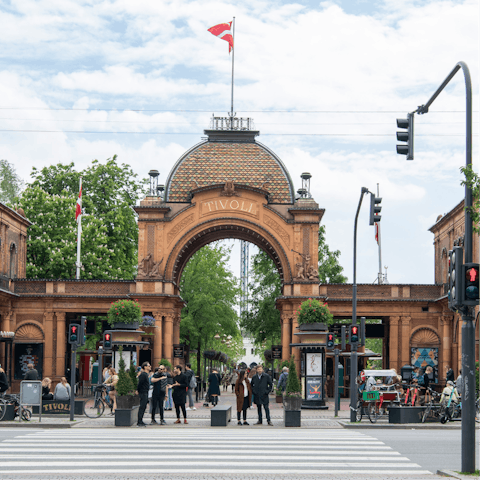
[[306, 377, 323, 400], [306, 352, 323, 376], [14, 343, 43, 380]]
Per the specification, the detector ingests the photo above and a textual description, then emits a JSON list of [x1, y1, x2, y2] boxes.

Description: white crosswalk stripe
[[0, 429, 433, 475]]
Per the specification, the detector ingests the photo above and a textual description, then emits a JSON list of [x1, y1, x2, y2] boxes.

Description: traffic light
[[327, 332, 334, 349], [369, 194, 382, 226], [350, 325, 359, 344], [68, 324, 80, 345], [448, 246, 464, 311], [463, 263, 479, 306], [103, 332, 112, 350], [396, 112, 414, 160], [79, 316, 86, 346]]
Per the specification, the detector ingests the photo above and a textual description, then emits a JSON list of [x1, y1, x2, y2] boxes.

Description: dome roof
[[165, 136, 295, 204]]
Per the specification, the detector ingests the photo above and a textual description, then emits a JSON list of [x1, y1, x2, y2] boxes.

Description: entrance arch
[[134, 125, 325, 367]]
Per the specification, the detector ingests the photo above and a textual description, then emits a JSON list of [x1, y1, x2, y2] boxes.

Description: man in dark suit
[[250, 364, 273, 426]]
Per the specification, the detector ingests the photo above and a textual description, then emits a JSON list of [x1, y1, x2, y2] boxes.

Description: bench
[[32, 400, 84, 415], [211, 404, 231, 426]]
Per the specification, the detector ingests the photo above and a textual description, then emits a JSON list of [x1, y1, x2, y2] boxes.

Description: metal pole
[[334, 347, 339, 417], [376, 184, 383, 284], [417, 61, 474, 473], [70, 345, 76, 421], [230, 17, 235, 120], [98, 347, 104, 386], [76, 177, 82, 280], [350, 187, 368, 423]]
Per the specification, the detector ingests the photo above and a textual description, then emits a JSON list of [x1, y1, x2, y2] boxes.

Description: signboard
[[20, 380, 42, 405], [306, 352, 323, 376], [15, 343, 43, 380], [306, 377, 323, 401], [173, 344, 184, 359], [272, 345, 282, 359]]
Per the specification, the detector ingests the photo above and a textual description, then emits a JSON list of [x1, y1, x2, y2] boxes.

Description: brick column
[[401, 316, 411, 367], [281, 313, 292, 362], [152, 312, 163, 367], [43, 311, 54, 378], [55, 312, 66, 377], [389, 316, 400, 372], [441, 312, 453, 381], [292, 317, 301, 376], [0, 310, 13, 375], [163, 314, 174, 367], [173, 315, 181, 346]]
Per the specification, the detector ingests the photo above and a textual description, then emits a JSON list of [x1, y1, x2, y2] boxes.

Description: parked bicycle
[[0, 393, 32, 421], [421, 388, 443, 423], [83, 384, 114, 418]]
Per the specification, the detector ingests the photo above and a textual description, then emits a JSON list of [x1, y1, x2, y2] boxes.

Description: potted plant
[[296, 298, 333, 331], [107, 299, 142, 330], [114, 347, 139, 426], [284, 355, 302, 427], [275, 386, 283, 403], [140, 315, 156, 327]]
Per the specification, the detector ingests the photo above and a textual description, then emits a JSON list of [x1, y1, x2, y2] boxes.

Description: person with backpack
[[185, 363, 197, 411], [277, 367, 289, 393]]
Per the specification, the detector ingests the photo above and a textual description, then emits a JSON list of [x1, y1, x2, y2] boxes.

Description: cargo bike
[[355, 369, 401, 423]]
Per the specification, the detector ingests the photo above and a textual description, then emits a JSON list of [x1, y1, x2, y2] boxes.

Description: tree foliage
[[285, 355, 302, 396], [0, 159, 24, 204], [18, 156, 147, 279], [461, 165, 480, 233], [179, 244, 241, 372], [317, 225, 347, 283], [116, 347, 134, 396]]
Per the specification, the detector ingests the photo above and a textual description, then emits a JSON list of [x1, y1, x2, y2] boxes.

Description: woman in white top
[[54, 377, 71, 401], [105, 367, 119, 413], [234, 370, 252, 425]]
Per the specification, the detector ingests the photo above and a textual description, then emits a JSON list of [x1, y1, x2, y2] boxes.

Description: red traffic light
[[71, 326, 77, 333], [105, 333, 111, 341], [328, 334, 334, 341], [466, 267, 478, 282], [351, 326, 358, 335]]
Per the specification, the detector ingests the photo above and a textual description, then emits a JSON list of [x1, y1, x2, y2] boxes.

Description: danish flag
[[75, 180, 82, 223], [208, 22, 234, 53]]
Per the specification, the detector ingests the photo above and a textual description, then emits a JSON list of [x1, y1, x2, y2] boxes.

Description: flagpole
[[376, 183, 383, 284], [230, 17, 235, 123], [76, 177, 82, 280]]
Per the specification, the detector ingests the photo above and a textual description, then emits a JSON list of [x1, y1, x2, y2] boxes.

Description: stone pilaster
[[281, 313, 292, 361], [55, 312, 66, 377], [43, 311, 54, 378], [400, 316, 411, 368], [389, 316, 400, 372], [152, 312, 164, 367]]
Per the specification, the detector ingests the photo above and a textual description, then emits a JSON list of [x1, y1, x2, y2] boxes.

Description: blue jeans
[[165, 388, 173, 409]]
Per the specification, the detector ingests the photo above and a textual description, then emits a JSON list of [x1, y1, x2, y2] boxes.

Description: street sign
[[173, 344, 184, 358], [272, 345, 282, 359]]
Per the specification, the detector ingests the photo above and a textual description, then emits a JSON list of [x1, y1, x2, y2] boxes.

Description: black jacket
[[137, 371, 150, 395], [250, 373, 273, 405], [0, 371, 8, 392], [24, 369, 38, 381], [152, 372, 167, 396], [208, 372, 221, 396], [172, 373, 188, 405]]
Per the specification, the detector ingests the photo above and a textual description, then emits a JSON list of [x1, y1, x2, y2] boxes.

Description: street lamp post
[[350, 187, 369, 423], [413, 61, 475, 473]]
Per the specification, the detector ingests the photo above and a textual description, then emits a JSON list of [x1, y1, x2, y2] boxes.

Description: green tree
[[285, 355, 301, 396], [179, 244, 241, 376], [115, 347, 134, 396], [0, 159, 24, 204], [317, 225, 348, 283], [19, 156, 147, 279]]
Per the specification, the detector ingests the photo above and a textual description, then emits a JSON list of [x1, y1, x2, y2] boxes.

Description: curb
[[436, 469, 477, 479], [0, 423, 72, 428], [339, 421, 462, 429]]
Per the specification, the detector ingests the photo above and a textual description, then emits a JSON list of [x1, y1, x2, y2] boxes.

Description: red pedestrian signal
[[350, 325, 359, 344], [103, 332, 112, 349], [68, 324, 79, 345], [327, 333, 334, 349], [463, 263, 479, 306]]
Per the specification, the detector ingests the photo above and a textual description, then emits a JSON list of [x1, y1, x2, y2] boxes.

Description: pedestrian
[[41, 377, 53, 400], [248, 367, 257, 408], [456, 369, 463, 397], [445, 365, 455, 383], [54, 377, 71, 401], [150, 365, 168, 425], [103, 364, 112, 406], [23, 363, 38, 380], [235, 370, 252, 425], [136, 361, 151, 427], [440, 380, 459, 405], [231, 370, 238, 393], [277, 367, 289, 393], [164, 366, 174, 410], [172, 365, 188, 424], [185, 363, 197, 411], [208, 368, 221, 406], [0, 366, 9, 393], [104, 367, 118, 413], [250, 364, 273, 426]]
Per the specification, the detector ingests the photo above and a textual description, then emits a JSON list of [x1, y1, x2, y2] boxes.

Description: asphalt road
[[0, 426, 470, 479]]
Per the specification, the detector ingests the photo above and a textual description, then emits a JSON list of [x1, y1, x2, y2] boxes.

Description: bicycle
[[0, 393, 32, 421], [83, 384, 114, 418], [421, 388, 442, 423]]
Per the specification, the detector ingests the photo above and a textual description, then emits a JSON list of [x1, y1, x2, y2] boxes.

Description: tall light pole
[[400, 61, 475, 473]]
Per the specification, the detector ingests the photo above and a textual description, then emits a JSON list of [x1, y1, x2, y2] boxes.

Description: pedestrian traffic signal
[[350, 325, 359, 344], [327, 333, 334, 349], [369, 194, 382, 226], [103, 332, 112, 349], [462, 263, 479, 306], [68, 324, 80, 345], [448, 246, 464, 311], [396, 112, 414, 160]]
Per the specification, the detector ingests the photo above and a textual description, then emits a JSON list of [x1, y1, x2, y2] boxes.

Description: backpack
[[417, 374, 425, 386], [189, 374, 197, 389]]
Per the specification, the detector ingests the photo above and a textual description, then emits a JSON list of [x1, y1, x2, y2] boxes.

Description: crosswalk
[[0, 428, 432, 476]]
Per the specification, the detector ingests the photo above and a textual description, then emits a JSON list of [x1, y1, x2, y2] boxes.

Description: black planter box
[[284, 410, 301, 427], [112, 322, 139, 330], [33, 400, 84, 415], [0, 403, 15, 421], [116, 395, 140, 410], [115, 405, 139, 427], [389, 406, 426, 424]]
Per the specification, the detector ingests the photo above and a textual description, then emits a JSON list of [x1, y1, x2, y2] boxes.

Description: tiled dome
[[165, 138, 295, 204]]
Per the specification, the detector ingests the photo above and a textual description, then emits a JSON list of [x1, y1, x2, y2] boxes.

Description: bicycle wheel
[[0, 398, 7, 421], [422, 404, 432, 423], [368, 402, 378, 423], [21, 408, 31, 421], [84, 398, 105, 418], [355, 400, 363, 422]]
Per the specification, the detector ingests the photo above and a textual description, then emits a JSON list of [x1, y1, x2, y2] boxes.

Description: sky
[[0, 0, 478, 285]]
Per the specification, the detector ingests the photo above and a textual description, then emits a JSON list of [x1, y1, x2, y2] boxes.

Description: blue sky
[[0, 0, 478, 284]]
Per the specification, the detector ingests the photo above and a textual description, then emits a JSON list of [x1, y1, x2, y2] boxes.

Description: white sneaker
[[192, 407, 197, 410], [186, 407, 192, 411]]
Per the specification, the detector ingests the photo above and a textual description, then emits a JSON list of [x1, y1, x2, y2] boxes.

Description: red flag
[[208, 22, 234, 53], [75, 181, 82, 223]]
